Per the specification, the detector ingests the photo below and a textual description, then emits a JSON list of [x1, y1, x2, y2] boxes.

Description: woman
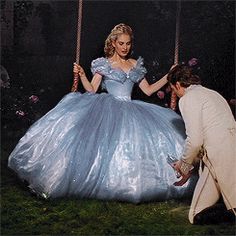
[[8, 23, 195, 203]]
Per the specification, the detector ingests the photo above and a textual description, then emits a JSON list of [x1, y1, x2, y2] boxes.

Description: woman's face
[[112, 33, 132, 58]]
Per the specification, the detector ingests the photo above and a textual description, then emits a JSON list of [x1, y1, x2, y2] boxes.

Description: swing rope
[[170, 0, 181, 110], [71, 0, 83, 92], [71, 0, 182, 99]]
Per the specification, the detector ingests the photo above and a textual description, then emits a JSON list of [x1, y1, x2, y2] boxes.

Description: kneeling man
[[167, 65, 236, 224]]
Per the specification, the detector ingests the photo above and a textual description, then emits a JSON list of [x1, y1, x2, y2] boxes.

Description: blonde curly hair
[[104, 23, 134, 58]]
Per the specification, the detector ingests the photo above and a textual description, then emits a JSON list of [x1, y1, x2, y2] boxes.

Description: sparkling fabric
[[8, 57, 195, 202]]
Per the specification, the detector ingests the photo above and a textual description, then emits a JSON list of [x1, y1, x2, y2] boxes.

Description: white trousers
[[188, 167, 220, 223], [189, 164, 236, 224]]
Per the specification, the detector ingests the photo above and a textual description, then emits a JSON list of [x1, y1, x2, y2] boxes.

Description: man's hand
[[171, 160, 182, 173], [173, 173, 191, 186], [171, 160, 192, 186]]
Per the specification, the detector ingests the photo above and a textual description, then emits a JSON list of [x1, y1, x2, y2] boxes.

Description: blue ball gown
[[8, 57, 195, 203]]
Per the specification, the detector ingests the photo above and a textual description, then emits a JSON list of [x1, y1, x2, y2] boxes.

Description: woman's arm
[[139, 74, 168, 96], [139, 64, 177, 96], [73, 63, 102, 93]]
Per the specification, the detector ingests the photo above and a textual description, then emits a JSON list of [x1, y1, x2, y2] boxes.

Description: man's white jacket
[[179, 85, 236, 222]]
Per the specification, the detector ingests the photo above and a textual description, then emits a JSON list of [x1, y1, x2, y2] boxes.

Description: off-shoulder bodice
[[91, 57, 147, 98]]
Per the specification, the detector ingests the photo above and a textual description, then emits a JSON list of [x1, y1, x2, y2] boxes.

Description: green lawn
[[1, 148, 235, 235]]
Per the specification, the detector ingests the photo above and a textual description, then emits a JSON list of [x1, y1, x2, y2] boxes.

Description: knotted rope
[[170, 0, 181, 110], [71, 0, 83, 92]]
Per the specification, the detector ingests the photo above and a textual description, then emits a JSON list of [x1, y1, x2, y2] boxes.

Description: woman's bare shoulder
[[128, 58, 137, 66]]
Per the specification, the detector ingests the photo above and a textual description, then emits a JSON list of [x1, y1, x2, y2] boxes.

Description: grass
[[1, 146, 235, 235]]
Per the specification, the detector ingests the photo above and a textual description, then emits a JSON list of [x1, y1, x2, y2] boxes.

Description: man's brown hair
[[167, 65, 201, 88]]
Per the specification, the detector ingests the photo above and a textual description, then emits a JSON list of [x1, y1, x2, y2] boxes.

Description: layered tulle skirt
[[8, 92, 195, 203]]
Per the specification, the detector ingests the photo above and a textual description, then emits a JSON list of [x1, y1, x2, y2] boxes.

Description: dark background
[[1, 0, 235, 135]]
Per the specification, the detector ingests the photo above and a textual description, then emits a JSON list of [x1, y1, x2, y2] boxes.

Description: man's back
[[180, 85, 235, 136]]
